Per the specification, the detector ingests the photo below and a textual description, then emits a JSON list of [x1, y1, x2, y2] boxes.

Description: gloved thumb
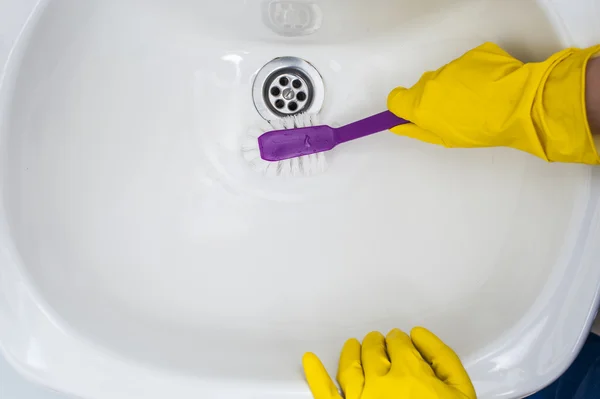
[[302, 352, 343, 399], [387, 85, 419, 122], [387, 86, 447, 146], [410, 327, 477, 399]]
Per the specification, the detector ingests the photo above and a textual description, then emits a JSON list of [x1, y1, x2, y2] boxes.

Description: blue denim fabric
[[529, 334, 600, 399]]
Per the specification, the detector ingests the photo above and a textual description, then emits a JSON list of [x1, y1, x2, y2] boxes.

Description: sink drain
[[253, 57, 324, 121]]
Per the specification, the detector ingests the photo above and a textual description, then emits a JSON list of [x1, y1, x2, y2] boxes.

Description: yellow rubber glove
[[388, 42, 600, 164], [302, 328, 476, 399]]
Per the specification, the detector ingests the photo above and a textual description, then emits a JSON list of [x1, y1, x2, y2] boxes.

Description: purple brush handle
[[334, 110, 410, 144], [258, 110, 410, 161]]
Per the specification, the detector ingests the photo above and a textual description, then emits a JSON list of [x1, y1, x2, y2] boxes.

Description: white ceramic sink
[[1, 1, 600, 398]]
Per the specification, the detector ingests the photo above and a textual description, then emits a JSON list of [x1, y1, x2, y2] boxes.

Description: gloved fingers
[[337, 338, 365, 399], [464, 42, 513, 59], [387, 70, 436, 124], [462, 42, 524, 71], [302, 352, 343, 399], [361, 331, 391, 378], [389, 123, 447, 147], [410, 327, 477, 399], [385, 329, 435, 377]]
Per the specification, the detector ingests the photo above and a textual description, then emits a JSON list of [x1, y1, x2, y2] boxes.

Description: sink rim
[[1, 0, 600, 398]]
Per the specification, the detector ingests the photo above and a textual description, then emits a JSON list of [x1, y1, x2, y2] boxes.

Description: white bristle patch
[[269, 118, 285, 130], [241, 113, 327, 177]]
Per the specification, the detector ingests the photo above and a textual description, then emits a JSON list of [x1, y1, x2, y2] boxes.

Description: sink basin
[[1, 1, 600, 398]]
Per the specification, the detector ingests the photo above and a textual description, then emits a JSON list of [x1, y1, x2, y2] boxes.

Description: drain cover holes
[[252, 57, 324, 120]]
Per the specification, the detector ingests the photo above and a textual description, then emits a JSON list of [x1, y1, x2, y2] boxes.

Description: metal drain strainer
[[252, 57, 324, 121]]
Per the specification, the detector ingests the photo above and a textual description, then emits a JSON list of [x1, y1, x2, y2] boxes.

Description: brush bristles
[[242, 113, 328, 177]]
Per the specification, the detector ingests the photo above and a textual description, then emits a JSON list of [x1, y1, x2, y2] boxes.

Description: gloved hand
[[388, 42, 600, 164], [302, 328, 476, 399]]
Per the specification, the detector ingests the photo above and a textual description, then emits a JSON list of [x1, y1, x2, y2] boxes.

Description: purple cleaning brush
[[258, 111, 410, 162]]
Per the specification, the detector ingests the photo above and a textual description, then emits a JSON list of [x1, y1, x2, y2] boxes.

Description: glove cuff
[[533, 45, 600, 164]]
